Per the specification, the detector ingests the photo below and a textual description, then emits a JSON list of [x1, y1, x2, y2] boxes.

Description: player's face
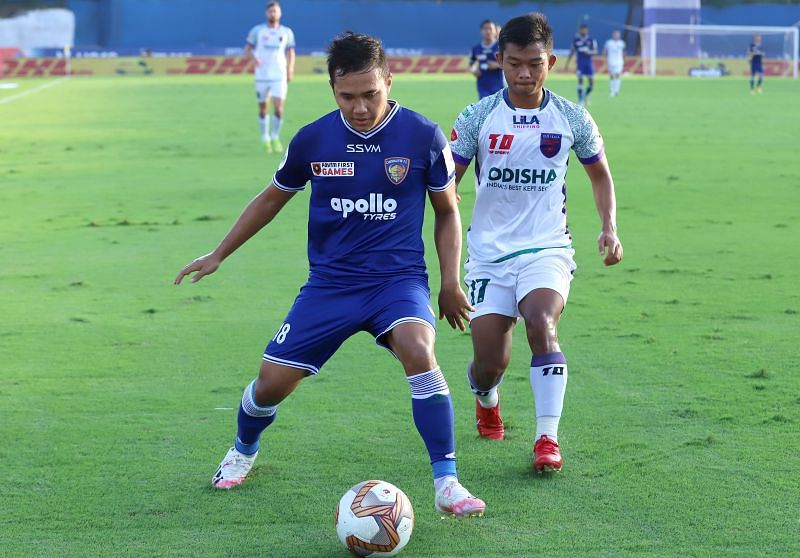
[[481, 23, 495, 42], [266, 5, 281, 24], [499, 42, 556, 98], [754, 35, 762, 45], [331, 67, 393, 132], [612, 31, 621, 40], [580, 26, 589, 37]]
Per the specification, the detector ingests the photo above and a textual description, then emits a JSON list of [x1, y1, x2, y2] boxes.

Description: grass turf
[[1, 73, 798, 557]]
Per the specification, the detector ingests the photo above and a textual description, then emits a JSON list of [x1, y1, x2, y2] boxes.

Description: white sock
[[260, 115, 270, 141], [270, 115, 282, 140], [530, 353, 568, 443], [616, 79, 622, 95], [467, 362, 499, 409]]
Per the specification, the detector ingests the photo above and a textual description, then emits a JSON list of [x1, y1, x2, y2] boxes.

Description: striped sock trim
[[407, 367, 450, 400], [241, 380, 278, 418]]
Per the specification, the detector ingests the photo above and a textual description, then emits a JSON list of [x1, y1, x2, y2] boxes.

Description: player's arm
[[286, 47, 295, 82], [582, 156, 623, 266], [174, 185, 295, 284], [564, 46, 575, 69], [453, 162, 470, 201], [428, 185, 473, 330]]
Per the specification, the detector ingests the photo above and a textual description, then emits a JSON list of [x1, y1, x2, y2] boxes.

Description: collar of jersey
[[502, 88, 550, 111], [339, 100, 400, 139]]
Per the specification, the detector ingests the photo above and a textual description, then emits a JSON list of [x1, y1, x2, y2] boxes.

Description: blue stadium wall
[[68, 0, 800, 53]]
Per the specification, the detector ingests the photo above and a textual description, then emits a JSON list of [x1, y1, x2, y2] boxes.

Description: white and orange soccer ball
[[335, 480, 414, 557]]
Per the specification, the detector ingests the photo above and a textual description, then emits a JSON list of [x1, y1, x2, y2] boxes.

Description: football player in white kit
[[245, 1, 295, 153], [603, 30, 626, 97], [449, 13, 623, 473]]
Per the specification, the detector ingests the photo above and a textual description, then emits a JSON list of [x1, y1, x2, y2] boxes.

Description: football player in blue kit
[[565, 23, 598, 106], [470, 19, 504, 99], [175, 32, 486, 518], [748, 34, 764, 94]]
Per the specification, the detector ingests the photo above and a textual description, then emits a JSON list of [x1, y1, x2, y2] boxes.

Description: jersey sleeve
[[273, 132, 309, 191], [449, 104, 479, 165], [246, 25, 258, 47], [469, 46, 477, 64], [427, 127, 456, 192], [571, 106, 604, 165], [286, 27, 296, 49]]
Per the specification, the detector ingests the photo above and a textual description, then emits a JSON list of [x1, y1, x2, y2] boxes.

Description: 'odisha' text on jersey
[[273, 101, 455, 280], [246, 24, 295, 81], [573, 34, 598, 64], [470, 41, 503, 95], [450, 89, 604, 263]]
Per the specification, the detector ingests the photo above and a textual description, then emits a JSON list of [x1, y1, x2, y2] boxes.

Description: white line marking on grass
[[0, 77, 68, 105], [214, 407, 234, 411]]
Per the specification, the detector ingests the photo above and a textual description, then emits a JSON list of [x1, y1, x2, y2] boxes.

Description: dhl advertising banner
[[1, 54, 796, 79]]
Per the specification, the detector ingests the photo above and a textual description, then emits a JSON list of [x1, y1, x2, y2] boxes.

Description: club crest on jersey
[[384, 157, 410, 185], [311, 162, 355, 177], [540, 133, 562, 158]]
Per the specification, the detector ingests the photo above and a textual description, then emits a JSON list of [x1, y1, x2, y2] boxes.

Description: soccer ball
[[335, 480, 414, 557]]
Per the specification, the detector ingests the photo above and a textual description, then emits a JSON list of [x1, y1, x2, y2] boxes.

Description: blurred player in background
[[603, 30, 625, 97], [245, 1, 295, 153], [470, 20, 504, 99], [449, 13, 623, 473], [176, 32, 486, 518], [565, 23, 597, 106], [748, 34, 764, 94]]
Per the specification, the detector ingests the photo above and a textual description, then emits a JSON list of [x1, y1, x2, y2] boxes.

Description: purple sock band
[[531, 352, 567, 367]]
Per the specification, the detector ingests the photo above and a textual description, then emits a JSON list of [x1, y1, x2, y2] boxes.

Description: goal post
[[641, 24, 799, 78]]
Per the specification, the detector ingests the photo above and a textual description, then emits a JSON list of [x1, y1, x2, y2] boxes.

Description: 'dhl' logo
[[540, 133, 562, 158], [385, 157, 410, 185]]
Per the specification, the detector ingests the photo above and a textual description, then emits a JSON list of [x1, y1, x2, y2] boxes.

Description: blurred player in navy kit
[[748, 34, 764, 94], [470, 20, 504, 99], [565, 23, 598, 106]]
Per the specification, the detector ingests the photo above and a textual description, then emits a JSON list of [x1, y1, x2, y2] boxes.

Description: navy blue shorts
[[577, 61, 595, 77], [263, 275, 436, 375], [751, 62, 763, 75]]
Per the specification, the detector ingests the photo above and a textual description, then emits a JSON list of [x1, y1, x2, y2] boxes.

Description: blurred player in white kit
[[245, 1, 295, 153]]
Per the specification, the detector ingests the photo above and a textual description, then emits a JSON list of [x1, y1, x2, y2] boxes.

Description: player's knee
[[391, 333, 436, 372], [524, 312, 558, 348], [472, 358, 507, 387]]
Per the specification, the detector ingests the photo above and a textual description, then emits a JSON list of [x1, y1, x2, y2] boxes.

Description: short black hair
[[266, 1, 280, 8], [499, 13, 553, 54], [579, 23, 589, 29], [327, 32, 389, 82], [480, 19, 495, 28]]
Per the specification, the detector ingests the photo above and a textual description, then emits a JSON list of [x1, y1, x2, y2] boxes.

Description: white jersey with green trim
[[450, 88, 604, 264], [246, 23, 295, 81]]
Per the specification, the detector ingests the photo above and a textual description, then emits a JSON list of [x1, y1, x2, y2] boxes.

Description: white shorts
[[256, 79, 288, 102], [464, 248, 577, 320], [607, 63, 623, 75]]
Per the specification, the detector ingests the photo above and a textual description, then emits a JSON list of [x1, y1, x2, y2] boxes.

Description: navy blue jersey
[[273, 101, 455, 281], [470, 41, 503, 96], [748, 43, 764, 65], [573, 34, 598, 66]]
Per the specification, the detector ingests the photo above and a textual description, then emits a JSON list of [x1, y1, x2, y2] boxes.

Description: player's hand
[[438, 284, 474, 332], [174, 253, 221, 285], [597, 230, 623, 266]]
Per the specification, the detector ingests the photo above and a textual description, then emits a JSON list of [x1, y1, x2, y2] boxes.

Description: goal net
[[640, 24, 799, 78]]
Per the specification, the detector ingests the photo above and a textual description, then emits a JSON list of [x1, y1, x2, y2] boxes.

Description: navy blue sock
[[234, 380, 277, 455], [577, 85, 583, 103], [757, 77, 763, 86], [584, 85, 593, 99], [408, 368, 457, 480]]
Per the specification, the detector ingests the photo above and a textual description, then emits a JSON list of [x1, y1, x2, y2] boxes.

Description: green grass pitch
[[1, 73, 798, 557]]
